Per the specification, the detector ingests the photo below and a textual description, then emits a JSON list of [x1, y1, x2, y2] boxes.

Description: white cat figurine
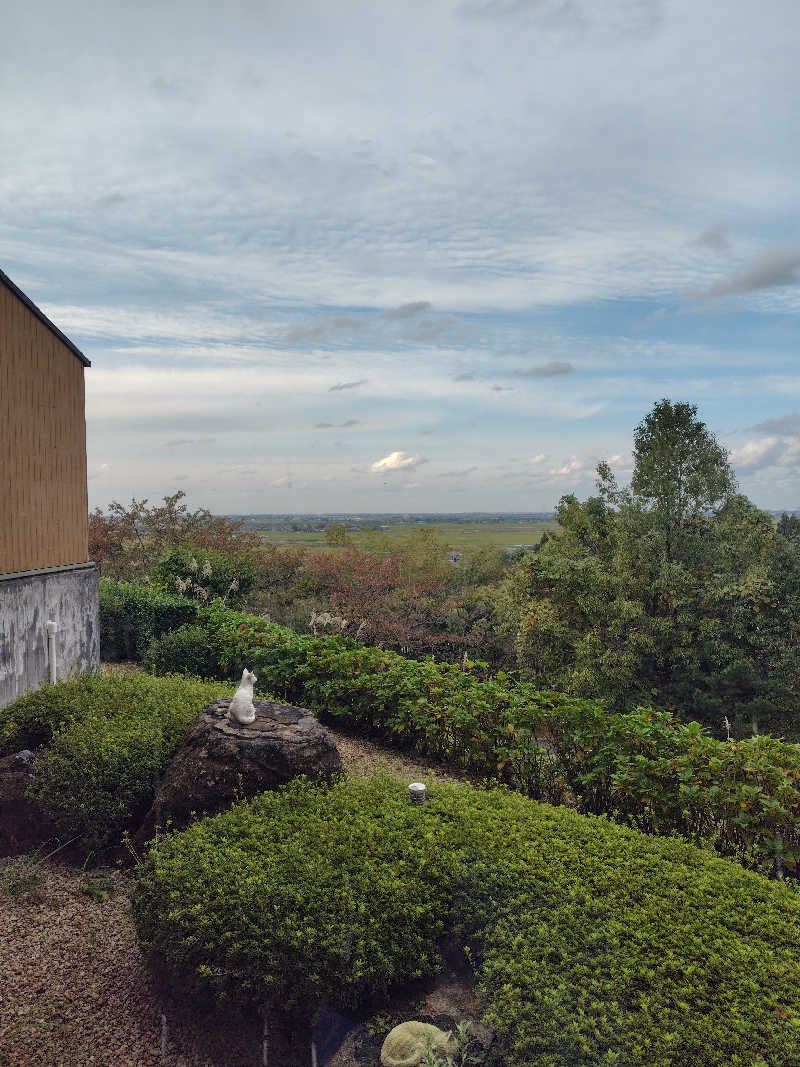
[[228, 668, 257, 725]]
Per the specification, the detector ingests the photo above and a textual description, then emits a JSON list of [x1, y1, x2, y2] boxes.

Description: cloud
[[87, 462, 112, 481], [453, 372, 476, 381], [529, 453, 547, 465], [381, 302, 432, 319], [164, 437, 216, 447], [492, 385, 515, 392], [750, 412, 800, 436], [729, 437, 789, 474], [698, 246, 800, 299], [283, 316, 363, 346], [370, 451, 425, 473], [513, 361, 575, 378], [314, 419, 360, 429], [216, 464, 259, 477], [329, 379, 368, 391], [692, 223, 731, 255], [551, 457, 585, 476], [407, 314, 463, 343], [436, 466, 478, 478]]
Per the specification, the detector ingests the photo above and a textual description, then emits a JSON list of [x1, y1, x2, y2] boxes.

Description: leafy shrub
[[145, 596, 800, 876], [17, 674, 229, 850], [133, 777, 800, 1066], [134, 778, 461, 1016], [1, 677, 92, 755], [150, 544, 260, 607], [143, 624, 223, 679], [99, 578, 197, 661]]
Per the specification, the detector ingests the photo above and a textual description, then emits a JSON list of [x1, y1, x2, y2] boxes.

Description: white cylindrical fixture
[[46, 620, 58, 685], [408, 782, 426, 804]]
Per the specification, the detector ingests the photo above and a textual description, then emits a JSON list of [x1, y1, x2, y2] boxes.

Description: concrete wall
[[0, 563, 99, 709]]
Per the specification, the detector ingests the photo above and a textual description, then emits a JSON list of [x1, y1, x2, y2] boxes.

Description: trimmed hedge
[[0, 673, 229, 850], [110, 587, 800, 877], [99, 577, 197, 661], [143, 623, 222, 679], [133, 777, 800, 1066]]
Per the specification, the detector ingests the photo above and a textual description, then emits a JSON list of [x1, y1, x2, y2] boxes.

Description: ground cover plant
[[0, 673, 230, 851], [133, 776, 800, 1067]]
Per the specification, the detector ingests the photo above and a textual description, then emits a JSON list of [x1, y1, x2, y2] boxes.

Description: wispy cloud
[[692, 223, 732, 255], [381, 301, 432, 319], [164, 437, 217, 447], [436, 466, 479, 478], [513, 361, 575, 378], [698, 246, 800, 299], [750, 412, 800, 436], [314, 419, 360, 429], [329, 379, 368, 392]]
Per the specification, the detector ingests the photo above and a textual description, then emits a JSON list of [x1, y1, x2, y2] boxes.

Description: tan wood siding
[[0, 283, 88, 573]]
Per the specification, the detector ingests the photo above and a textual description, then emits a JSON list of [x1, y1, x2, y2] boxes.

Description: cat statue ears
[[228, 667, 257, 725]]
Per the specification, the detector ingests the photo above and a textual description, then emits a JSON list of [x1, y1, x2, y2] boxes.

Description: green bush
[[0, 676, 93, 755], [13, 673, 229, 850], [143, 624, 223, 679], [99, 578, 197, 661], [134, 777, 460, 1016], [148, 597, 800, 876], [150, 544, 260, 607], [133, 777, 800, 1066]]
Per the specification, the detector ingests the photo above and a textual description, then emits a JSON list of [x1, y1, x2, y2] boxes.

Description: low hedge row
[[108, 582, 800, 876], [99, 577, 197, 661], [133, 777, 800, 1066], [0, 673, 229, 850]]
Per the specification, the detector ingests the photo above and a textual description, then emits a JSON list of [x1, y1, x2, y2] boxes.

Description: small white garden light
[[408, 782, 426, 804]]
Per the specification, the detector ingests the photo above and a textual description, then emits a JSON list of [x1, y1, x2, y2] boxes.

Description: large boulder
[[135, 698, 342, 844], [0, 750, 59, 856]]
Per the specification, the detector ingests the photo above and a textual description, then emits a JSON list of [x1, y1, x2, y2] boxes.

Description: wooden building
[[0, 268, 99, 707]]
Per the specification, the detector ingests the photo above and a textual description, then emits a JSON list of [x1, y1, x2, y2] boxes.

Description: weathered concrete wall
[[0, 563, 99, 708]]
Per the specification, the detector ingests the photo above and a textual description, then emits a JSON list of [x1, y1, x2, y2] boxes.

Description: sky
[[2, 0, 799, 514]]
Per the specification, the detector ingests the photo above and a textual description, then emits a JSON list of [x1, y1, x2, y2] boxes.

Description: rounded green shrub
[[143, 624, 224, 680], [12, 673, 230, 850], [100, 577, 197, 661], [133, 777, 800, 1066]]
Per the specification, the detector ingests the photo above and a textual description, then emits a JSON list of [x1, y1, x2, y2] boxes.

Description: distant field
[[256, 521, 559, 556]]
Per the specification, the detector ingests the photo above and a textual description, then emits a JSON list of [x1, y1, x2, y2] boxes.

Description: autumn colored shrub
[[89, 490, 261, 580]]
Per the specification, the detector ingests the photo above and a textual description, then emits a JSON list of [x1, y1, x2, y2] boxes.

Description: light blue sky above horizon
[[3, 0, 800, 512]]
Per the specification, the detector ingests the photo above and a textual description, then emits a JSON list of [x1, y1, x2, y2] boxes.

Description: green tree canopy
[[507, 399, 800, 738]]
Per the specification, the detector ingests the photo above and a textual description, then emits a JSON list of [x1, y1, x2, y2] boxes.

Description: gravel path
[[1, 724, 473, 1067]]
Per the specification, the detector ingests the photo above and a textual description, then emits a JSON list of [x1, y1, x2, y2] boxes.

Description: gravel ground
[[1, 721, 476, 1067]]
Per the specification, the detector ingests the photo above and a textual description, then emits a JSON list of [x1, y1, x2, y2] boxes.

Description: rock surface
[[0, 751, 58, 856], [135, 698, 342, 844]]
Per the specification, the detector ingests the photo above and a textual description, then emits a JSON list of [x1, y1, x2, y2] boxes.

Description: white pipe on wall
[[46, 620, 58, 684]]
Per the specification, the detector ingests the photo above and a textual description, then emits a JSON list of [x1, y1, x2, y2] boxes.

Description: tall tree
[[508, 400, 800, 737], [628, 399, 736, 561]]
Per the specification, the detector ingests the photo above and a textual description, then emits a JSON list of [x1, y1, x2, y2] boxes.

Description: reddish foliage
[[302, 546, 465, 656], [88, 491, 261, 578]]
